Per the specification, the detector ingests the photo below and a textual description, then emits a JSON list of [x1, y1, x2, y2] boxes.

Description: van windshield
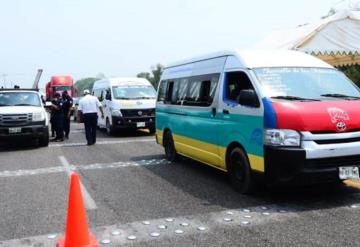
[[254, 68, 360, 100], [112, 85, 156, 100], [0, 92, 41, 107]]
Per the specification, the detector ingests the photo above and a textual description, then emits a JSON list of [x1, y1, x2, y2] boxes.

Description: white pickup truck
[[0, 89, 49, 147]]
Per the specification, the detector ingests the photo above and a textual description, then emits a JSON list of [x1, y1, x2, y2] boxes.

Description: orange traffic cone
[[57, 172, 98, 247]]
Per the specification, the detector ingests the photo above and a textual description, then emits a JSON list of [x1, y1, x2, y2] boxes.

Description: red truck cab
[[45, 76, 74, 101]]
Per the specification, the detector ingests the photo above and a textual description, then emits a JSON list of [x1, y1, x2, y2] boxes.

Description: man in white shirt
[[77, 89, 104, 145]]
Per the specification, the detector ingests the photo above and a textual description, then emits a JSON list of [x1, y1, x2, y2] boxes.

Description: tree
[[339, 64, 360, 87], [74, 77, 99, 97], [137, 64, 164, 88]]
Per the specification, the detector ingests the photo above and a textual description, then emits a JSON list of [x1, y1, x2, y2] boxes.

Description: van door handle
[[223, 109, 230, 114]]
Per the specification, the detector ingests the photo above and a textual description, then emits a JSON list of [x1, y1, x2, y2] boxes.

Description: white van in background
[[92, 78, 156, 135]]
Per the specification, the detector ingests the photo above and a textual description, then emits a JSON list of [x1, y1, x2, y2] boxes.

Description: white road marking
[[59, 156, 98, 210], [49, 138, 155, 147], [0, 204, 305, 246], [66, 130, 84, 133], [0, 159, 169, 178]]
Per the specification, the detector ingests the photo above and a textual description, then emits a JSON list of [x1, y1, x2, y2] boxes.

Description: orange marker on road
[[57, 172, 98, 247]]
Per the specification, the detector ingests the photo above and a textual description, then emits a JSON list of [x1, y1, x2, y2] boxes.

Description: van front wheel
[[228, 147, 256, 194], [164, 131, 178, 162], [106, 118, 115, 136]]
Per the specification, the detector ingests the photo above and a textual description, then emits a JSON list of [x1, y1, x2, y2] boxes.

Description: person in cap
[[77, 89, 104, 145], [50, 93, 65, 142], [62, 90, 73, 139]]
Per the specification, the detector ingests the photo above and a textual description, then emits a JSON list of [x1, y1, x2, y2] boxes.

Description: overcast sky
[[0, 0, 346, 89]]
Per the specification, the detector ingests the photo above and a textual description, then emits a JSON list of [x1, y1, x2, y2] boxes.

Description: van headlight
[[33, 112, 45, 121], [111, 109, 122, 117], [264, 129, 300, 147]]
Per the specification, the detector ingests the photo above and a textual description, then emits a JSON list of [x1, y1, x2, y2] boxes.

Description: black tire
[[106, 118, 115, 136], [227, 147, 256, 194], [38, 129, 49, 147], [163, 131, 178, 162]]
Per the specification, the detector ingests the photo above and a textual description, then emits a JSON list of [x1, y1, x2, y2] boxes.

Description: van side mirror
[[105, 92, 111, 100], [239, 89, 259, 107]]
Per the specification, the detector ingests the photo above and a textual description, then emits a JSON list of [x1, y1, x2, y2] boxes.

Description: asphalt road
[[1, 122, 360, 246]]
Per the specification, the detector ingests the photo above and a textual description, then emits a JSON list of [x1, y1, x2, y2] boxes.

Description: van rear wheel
[[164, 131, 178, 162], [228, 147, 256, 194]]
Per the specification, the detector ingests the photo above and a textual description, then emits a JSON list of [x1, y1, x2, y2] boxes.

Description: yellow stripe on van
[[173, 134, 225, 169], [156, 129, 163, 145], [158, 130, 264, 173]]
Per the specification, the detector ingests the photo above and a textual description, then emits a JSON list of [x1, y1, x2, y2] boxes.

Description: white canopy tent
[[257, 10, 360, 66]]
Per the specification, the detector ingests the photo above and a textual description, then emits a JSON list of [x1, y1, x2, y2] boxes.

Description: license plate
[[136, 122, 145, 128], [339, 166, 360, 180], [9, 127, 21, 134]]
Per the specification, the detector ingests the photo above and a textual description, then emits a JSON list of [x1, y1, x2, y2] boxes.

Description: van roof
[[166, 49, 333, 69], [93, 77, 151, 87]]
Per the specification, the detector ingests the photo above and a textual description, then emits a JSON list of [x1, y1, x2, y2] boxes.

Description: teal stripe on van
[[156, 106, 264, 157]]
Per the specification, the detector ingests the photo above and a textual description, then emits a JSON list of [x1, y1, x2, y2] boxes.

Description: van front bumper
[[111, 116, 155, 129], [264, 145, 360, 185]]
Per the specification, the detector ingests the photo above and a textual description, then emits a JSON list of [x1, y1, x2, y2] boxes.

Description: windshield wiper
[[271, 95, 320, 101], [320, 93, 360, 99], [0, 104, 10, 106], [116, 97, 131, 100], [133, 97, 154, 99], [14, 104, 37, 106]]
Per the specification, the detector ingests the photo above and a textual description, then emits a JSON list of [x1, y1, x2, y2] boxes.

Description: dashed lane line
[[49, 138, 155, 147], [58, 156, 98, 210], [0, 159, 170, 178]]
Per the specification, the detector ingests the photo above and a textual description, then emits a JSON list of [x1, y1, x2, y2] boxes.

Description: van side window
[[99, 90, 104, 101], [165, 81, 175, 104], [157, 80, 167, 102], [93, 89, 103, 101], [224, 71, 257, 104], [160, 74, 219, 106], [177, 78, 189, 104], [184, 79, 202, 105], [171, 80, 180, 104], [183, 74, 219, 106], [105, 88, 111, 100]]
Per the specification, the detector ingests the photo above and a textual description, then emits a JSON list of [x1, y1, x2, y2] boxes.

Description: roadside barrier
[[57, 172, 98, 247]]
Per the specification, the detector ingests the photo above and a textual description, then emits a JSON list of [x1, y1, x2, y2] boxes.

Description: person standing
[[50, 93, 65, 142], [62, 91, 73, 139], [77, 89, 104, 145]]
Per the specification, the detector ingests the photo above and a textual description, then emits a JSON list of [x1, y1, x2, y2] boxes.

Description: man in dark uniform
[[62, 91, 73, 139], [50, 93, 64, 142]]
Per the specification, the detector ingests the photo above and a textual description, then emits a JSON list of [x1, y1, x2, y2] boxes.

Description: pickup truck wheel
[[38, 129, 49, 147], [228, 147, 256, 194], [164, 131, 178, 162]]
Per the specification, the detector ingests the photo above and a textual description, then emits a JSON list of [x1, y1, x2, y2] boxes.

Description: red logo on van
[[327, 107, 349, 132]]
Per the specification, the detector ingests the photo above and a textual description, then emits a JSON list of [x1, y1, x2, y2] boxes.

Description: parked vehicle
[[0, 88, 49, 147], [72, 98, 82, 122], [155, 49, 360, 193], [45, 76, 74, 101], [92, 78, 156, 135]]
